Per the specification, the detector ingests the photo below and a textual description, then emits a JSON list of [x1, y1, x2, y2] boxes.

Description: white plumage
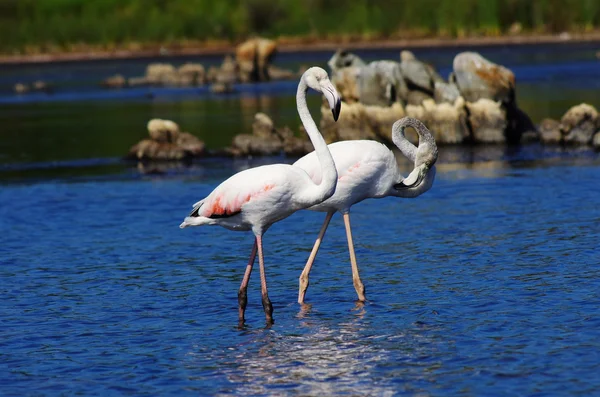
[[293, 117, 439, 303], [180, 66, 342, 325]]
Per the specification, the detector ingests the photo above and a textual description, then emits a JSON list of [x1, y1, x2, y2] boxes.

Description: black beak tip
[[393, 182, 407, 191], [332, 100, 341, 122]]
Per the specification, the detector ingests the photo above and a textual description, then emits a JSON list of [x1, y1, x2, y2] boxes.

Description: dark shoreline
[[2, 32, 600, 65]]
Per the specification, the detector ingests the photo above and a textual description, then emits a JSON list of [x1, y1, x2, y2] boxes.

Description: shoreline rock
[[126, 119, 205, 161], [228, 113, 313, 157]]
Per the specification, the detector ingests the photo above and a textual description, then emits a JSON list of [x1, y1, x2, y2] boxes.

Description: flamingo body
[[294, 117, 439, 304], [294, 140, 398, 212], [179, 66, 342, 325], [182, 163, 331, 233]]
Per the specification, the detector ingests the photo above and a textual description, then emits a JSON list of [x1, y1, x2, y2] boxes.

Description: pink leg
[[343, 212, 366, 301], [298, 210, 334, 304], [238, 239, 257, 326], [256, 235, 274, 325]]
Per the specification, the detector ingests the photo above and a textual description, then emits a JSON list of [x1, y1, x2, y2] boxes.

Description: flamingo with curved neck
[[293, 117, 438, 304], [180, 67, 341, 325]]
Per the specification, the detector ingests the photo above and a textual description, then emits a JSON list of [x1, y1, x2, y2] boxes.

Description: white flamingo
[[293, 117, 438, 304], [180, 67, 341, 325]]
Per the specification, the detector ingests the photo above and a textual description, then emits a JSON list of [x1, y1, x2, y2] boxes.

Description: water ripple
[[1, 158, 600, 395]]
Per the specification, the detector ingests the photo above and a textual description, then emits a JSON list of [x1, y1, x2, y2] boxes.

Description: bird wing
[[194, 166, 283, 219]]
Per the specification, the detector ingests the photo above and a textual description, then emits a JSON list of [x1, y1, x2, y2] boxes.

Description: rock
[[229, 113, 310, 157], [216, 55, 238, 84], [538, 118, 561, 144], [593, 133, 600, 149], [232, 134, 282, 156], [210, 82, 234, 94], [252, 112, 275, 139], [176, 132, 205, 156], [560, 103, 599, 145], [32, 80, 52, 93], [465, 99, 508, 143], [145, 63, 178, 86], [127, 118, 205, 161], [400, 50, 436, 94], [357, 61, 407, 106], [14, 83, 29, 94], [406, 97, 469, 144], [102, 74, 127, 89], [331, 66, 361, 103], [128, 140, 185, 161], [327, 49, 365, 76], [434, 81, 461, 104], [147, 119, 180, 142], [236, 37, 277, 82], [282, 137, 313, 156], [406, 90, 433, 106], [319, 101, 405, 144], [177, 63, 206, 86], [206, 66, 220, 83], [453, 52, 515, 104]]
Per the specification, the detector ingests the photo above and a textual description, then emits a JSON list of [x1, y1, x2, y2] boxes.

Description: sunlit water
[[1, 151, 600, 396], [1, 42, 600, 395]]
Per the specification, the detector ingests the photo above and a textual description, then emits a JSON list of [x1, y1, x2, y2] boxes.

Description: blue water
[[2, 151, 600, 396]]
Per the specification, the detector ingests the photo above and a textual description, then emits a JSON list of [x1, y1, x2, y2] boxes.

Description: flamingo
[[179, 67, 341, 325], [293, 117, 438, 304]]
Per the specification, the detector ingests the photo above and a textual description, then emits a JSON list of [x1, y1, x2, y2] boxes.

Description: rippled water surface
[[2, 151, 600, 396], [2, 42, 600, 395]]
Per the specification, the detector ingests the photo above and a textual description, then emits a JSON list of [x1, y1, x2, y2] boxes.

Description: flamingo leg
[[256, 234, 274, 325], [298, 210, 335, 304], [343, 212, 366, 302], [238, 239, 257, 326]]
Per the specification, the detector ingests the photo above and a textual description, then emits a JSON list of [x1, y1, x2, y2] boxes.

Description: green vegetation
[[1, 0, 600, 54]]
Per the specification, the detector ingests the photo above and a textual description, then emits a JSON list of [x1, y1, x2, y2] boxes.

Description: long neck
[[296, 78, 338, 203], [391, 120, 418, 162]]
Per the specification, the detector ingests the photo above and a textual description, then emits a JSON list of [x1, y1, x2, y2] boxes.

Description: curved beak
[[394, 164, 427, 190], [322, 81, 342, 122]]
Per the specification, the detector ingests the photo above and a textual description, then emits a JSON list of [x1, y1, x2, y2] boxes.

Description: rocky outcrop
[[434, 81, 461, 104], [331, 66, 361, 104], [177, 63, 206, 86], [102, 74, 127, 89], [126, 119, 205, 161], [453, 52, 515, 104], [465, 99, 508, 143], [560, 103, 599, 145], [228, 113, 312, 157], [452, 51, 536, 143], [539, 118, 562, 144], [13, 80, 53, 94], [399, 50, 443, 103], [319, 101, 405, 144], [101, 37, 293, 90], [357, 61, 407, 107], [209, 55, 237, 94], [328, 49, 366, 75], [538, 104, 600, 147], [236, 37, 278, 82], [406, 98, 469, 144]]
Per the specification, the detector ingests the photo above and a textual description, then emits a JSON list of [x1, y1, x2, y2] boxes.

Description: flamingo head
[[303, 66, 342, 121], [394, 121, 438, 192]]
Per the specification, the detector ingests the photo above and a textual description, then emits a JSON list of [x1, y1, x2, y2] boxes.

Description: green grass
[[1, 0, 600, 54]]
